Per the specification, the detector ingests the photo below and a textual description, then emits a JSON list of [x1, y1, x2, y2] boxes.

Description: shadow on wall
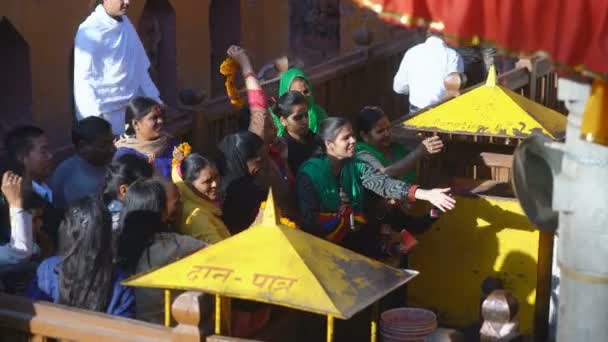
[[289, 0, 340, 67], [407, 195, 540, 336], [0, 17, 33, 145], [138, 0, 178, 107]]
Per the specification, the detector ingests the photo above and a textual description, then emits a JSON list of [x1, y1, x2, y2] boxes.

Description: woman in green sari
[[296, 117, 454, 255], [355, 106, 443, 183], [271, 68, 328, 136], [355, 106, 445, 256]]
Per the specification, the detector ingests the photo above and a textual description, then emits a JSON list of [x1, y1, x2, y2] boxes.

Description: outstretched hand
[[415, 188, 455, 212], [420, 136, 444, 155]]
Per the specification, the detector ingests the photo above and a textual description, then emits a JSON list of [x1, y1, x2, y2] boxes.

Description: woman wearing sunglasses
[[272, 91, 317, 176]]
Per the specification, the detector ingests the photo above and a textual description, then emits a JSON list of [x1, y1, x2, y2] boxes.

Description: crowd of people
[[0, 0, 460, 338]]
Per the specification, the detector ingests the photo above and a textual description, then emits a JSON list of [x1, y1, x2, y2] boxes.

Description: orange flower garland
[[258, 201, 297, 229], [172, 142, 192, 167], [220, 57, 245, 108]]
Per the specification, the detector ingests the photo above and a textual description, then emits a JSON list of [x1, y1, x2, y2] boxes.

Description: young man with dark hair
[[3, 125, 54, 202], [49, 117, 115, 208], [4, 125, 60, 251]]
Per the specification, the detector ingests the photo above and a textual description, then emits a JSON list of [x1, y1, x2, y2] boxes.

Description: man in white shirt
[[74, 0, 162, 135], [393, 32, 464, 114]]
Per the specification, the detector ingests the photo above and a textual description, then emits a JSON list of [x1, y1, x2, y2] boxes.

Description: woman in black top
[[218, 131, 267, 234], [273, 91, 317, 175]]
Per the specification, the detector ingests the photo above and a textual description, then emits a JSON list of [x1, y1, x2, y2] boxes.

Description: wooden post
[[215, 294, 222, 335], [326, 315, 335, 342], [370, 302, 379, 342], [171, 291, 207, 342], [164, 289, 171, 327]]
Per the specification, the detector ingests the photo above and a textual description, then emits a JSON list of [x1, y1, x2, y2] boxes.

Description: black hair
[[72, 117, 112, 147], [217, 131, 264, 191], [238, 106, 252, 132], [124, 97, 162, 136], [3, 125, 45, 174], [272, 91, 308, 119], [180, 153, 215, 184], [356, 106, 387, 137], [117, 178, 168, 273], [102, 154, 154, 204], [58, 196, 114, 313], [315, 117, 352, 155]]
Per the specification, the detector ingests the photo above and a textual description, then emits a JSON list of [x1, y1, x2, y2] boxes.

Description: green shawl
[[298, 155, 364, 212], [355, 142, 417, 183], [271, 68, 328, 136]]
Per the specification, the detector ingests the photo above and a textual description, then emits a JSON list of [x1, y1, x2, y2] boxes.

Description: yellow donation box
[[394, 66, 566, 337]]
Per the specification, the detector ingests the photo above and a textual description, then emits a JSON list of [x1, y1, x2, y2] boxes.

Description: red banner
[[355, 0, 608, 78]]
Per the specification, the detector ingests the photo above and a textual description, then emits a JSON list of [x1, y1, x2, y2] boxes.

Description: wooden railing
[[181, 35, 562, 158], [0, 291, 207, 341], [183, 32, 423, 156]]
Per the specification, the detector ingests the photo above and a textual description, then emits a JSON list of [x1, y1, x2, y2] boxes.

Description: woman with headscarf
[[271, 68, 328, 136]]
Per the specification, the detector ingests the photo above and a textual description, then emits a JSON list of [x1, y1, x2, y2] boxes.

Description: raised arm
[[227, 45, 270, 140], [227, 46, 264, 105], [382, 136, 444, 178]]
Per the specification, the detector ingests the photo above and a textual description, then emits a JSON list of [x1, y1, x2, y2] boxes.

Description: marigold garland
[[172, 142, 192, 167], [259, 201, 297, 229], [220, 57, 245, 108]]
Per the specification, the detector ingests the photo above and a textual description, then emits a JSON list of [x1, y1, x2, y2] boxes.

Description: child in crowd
[[30, 197, 135, 317], [116, 179, 205, 324], [50, 117, 115, 209], [114, 97, 178, 178], [102, 154, 155, 231]]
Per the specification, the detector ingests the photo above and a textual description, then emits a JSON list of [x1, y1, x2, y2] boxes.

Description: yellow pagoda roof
[[123, 190, 417, 319], [402, 66, 567, 140]]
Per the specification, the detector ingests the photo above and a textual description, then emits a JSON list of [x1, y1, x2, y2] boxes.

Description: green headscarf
[[271, 68, 328, 136], [355, 142, 417, 183], [298, 154, 364, 212]]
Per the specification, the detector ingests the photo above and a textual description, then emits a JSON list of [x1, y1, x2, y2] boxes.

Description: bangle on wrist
[[408, 185, 420, 203]]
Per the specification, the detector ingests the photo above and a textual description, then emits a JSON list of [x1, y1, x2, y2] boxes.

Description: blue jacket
[[29, 256, 135, 318]]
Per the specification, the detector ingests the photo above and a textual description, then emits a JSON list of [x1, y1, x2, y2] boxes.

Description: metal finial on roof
[[262, 188, 280, 226]]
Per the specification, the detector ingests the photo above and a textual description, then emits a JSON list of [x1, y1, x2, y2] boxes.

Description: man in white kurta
[[393, 33, 464, 114], [74, 0, 162, 135]]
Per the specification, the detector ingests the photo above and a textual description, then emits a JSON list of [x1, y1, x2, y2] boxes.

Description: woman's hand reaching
[[419, 136, 444, 156], [414, 188, 455, 212]]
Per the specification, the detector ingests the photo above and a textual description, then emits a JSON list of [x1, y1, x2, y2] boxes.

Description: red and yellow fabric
[[354, 0, 608, 79], [319, 212, 368, 243]]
